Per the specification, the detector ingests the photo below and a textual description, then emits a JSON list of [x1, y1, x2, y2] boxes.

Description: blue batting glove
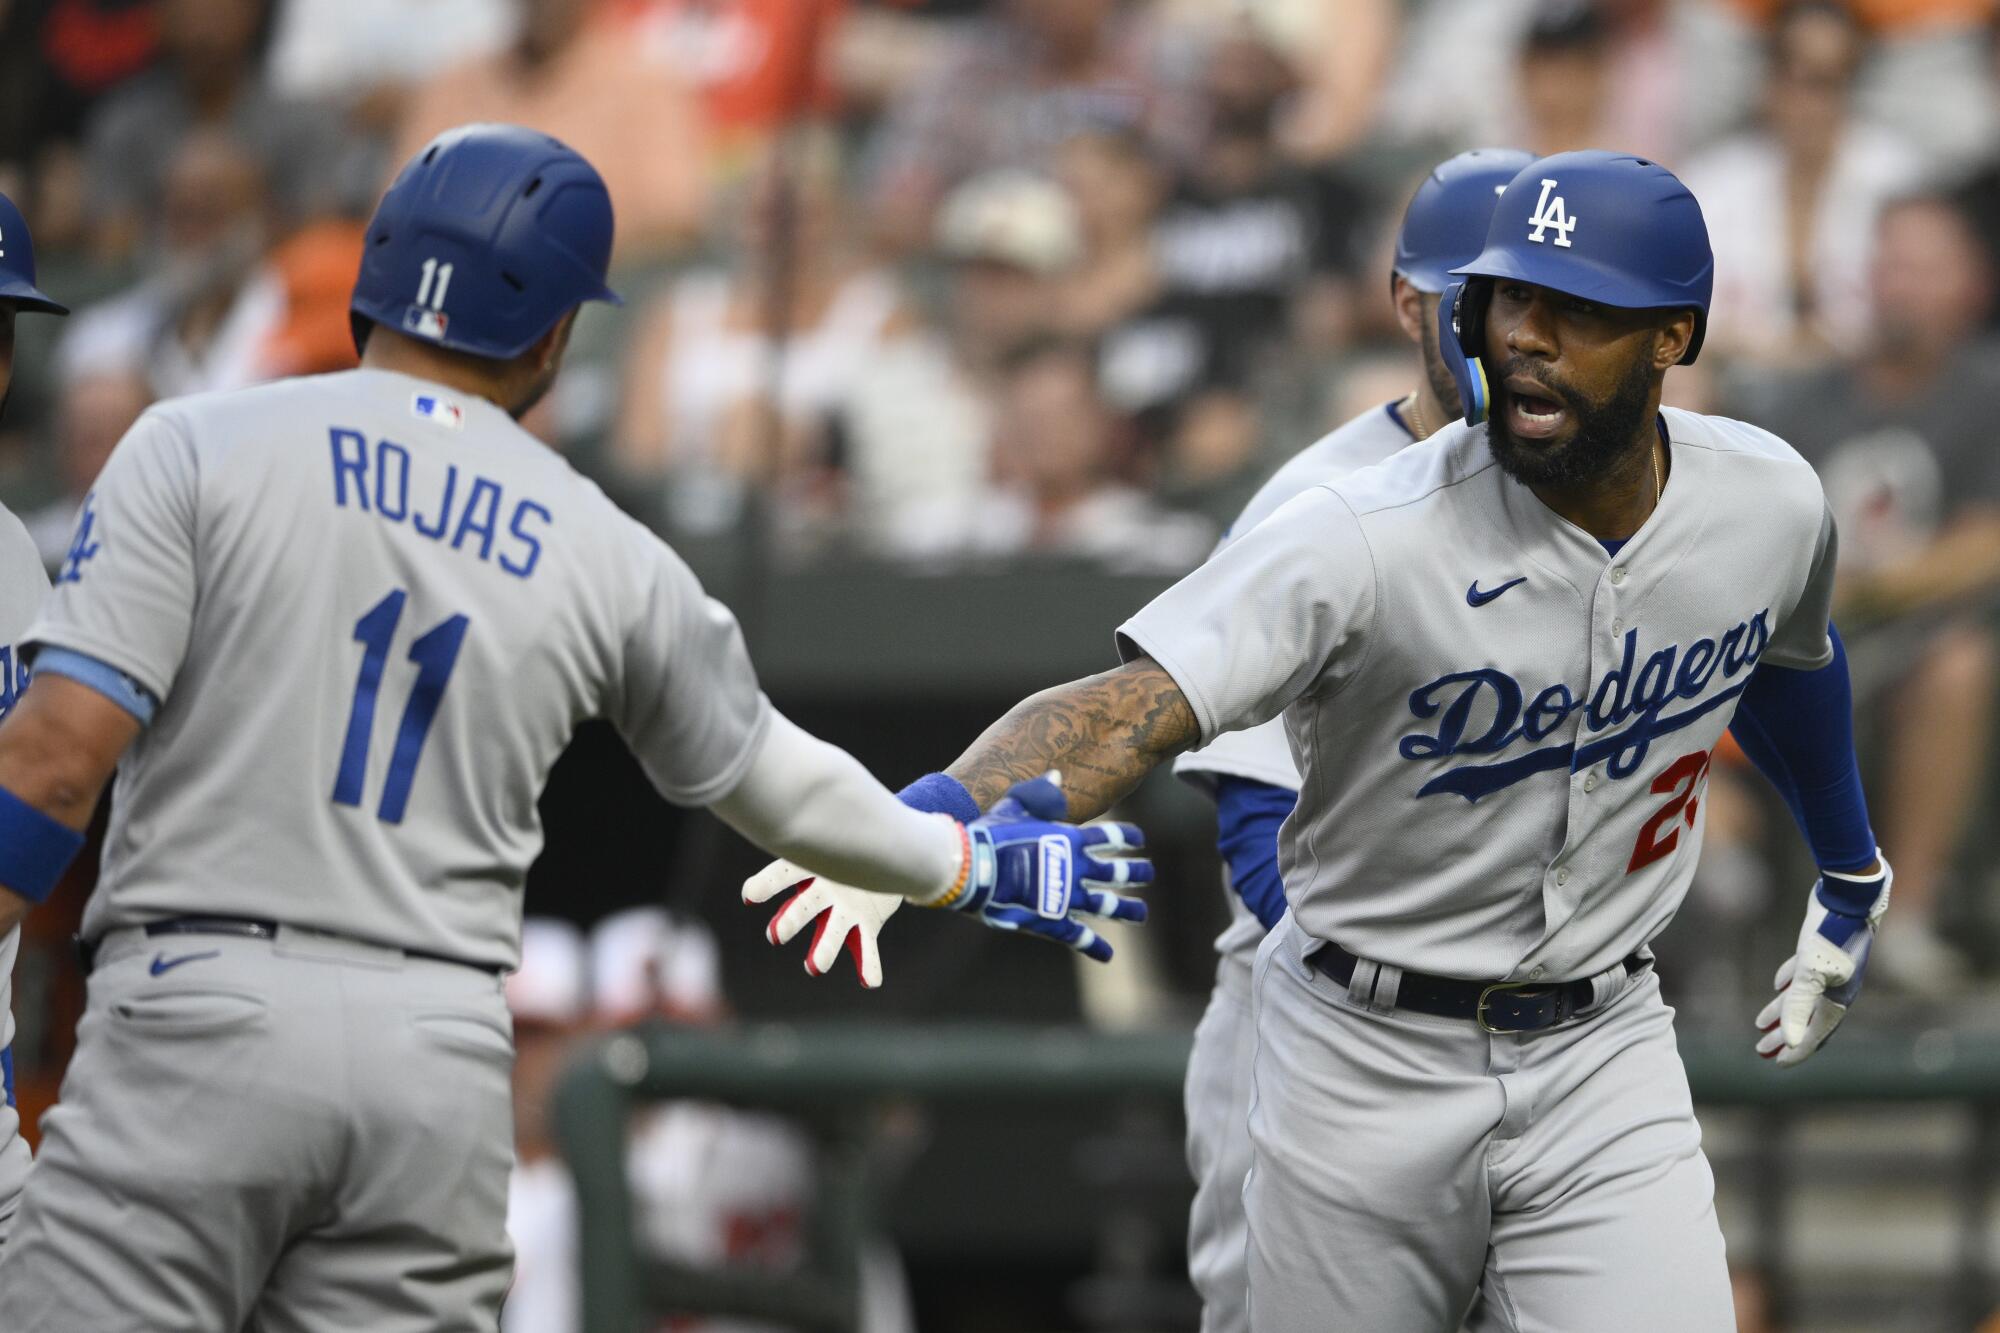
[[941, 774, 1151, 963]]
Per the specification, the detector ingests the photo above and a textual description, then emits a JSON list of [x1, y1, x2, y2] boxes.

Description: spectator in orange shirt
[[394, 0, 710, 261], [620, 0, 847, 179]]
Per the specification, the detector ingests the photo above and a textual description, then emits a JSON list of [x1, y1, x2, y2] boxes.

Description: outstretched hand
[[940, 773, 1151, 963], [742, 861, 899, 988]]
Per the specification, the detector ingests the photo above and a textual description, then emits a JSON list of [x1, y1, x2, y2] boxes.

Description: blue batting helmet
[[1392, 147, 1536, 294], [350, 123, 621, 360], [0, 192, 68, 316], [1437, 150, 1713, 423]]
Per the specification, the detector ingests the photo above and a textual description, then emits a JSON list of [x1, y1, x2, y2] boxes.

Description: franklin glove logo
[[1037, 835, 1072, 918]]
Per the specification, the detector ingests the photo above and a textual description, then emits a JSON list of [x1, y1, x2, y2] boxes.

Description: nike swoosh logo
[[149, 950, 221, 977], [1466, 577, 1527, 607]]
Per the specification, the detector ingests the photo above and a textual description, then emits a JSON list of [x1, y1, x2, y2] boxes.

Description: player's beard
[[510, 364, 557, 420], [1485, 351, 1655, 490], [1418, 312, 1460, 427]]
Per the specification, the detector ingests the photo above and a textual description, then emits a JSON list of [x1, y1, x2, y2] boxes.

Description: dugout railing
[[554, 1021, 2000, 1333]]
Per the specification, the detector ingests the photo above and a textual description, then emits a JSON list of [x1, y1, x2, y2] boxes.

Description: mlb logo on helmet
[[403, 306, 450, 340]]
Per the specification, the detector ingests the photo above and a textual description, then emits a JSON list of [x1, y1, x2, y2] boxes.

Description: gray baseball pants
[[1184, 952, 1257, 1333], [1244, 916, 1735, 1332], [0, 925, 516, 1331]]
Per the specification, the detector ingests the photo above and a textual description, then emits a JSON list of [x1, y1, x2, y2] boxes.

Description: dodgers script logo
[[1527, 178, 1577, 249], [1400, 610, 1772, 802]]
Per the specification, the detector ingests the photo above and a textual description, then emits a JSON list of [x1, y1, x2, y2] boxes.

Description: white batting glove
[[743, 860, 901, 989], [1756, 857, 1891, 1068]]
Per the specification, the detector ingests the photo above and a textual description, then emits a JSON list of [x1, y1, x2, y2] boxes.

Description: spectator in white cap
[[846, 168, 1085, 560], [589, 905, 725, 1026]]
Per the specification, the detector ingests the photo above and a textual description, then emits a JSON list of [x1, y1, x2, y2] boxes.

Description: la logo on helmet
[[1526, 179, 1577, 248]]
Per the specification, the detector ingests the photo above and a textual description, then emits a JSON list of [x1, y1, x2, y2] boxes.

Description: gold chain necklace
[[1405, 392, 1429, 440], [1652, 434, 1665, 505]]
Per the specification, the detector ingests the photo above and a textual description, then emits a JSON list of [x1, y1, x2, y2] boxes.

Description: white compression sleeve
[[709, 710, 961, 902]]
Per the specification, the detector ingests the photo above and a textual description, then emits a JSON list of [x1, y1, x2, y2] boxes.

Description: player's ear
[[531, 309, 580, 373], [1652, 310, 1696, 371], [1390, 274, 1426, 345]]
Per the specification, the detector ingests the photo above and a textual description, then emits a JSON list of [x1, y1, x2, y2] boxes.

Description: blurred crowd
[[6, 2, 2000, 1327], [6, 0, 2000, 990], [500, 910, 914, 1333]]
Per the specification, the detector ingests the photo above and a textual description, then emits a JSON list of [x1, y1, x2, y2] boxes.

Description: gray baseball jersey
[[1173, 402, 1416, 974], [28, 367, 772, 969], [1122, 407, 1835, 983], [0, 506, 50, 1234]]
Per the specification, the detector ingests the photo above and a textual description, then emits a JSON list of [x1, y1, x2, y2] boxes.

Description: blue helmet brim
[[1450, 245, 1707, 315], [0, 278, 68, 316]]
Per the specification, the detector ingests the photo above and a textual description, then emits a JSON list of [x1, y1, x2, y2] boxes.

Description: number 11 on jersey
[[333, 588, 470, 825]]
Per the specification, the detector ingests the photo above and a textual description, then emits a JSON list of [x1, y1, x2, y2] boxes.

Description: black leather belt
[[1307, 939, 1645, 1034], [81, 915, 504, 976]]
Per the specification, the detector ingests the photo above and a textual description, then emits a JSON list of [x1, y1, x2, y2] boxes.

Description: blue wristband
[[898, 772, 981, 824], [0, 783, 85, 903]]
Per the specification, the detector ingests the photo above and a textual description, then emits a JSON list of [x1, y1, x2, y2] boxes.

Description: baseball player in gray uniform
[[0, 191, 66, 1245], [1172, 148, 1529, 1333], [765, 150, 1892, 1330], [0, 125, 1147, 1332], [742, 149, 1526, 1329]]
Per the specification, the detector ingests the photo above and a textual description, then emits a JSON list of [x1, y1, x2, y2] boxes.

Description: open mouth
[[1503, 383, 1569, 441]]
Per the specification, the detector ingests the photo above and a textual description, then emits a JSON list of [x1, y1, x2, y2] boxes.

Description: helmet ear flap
[[1438, 278, 1493, 425]]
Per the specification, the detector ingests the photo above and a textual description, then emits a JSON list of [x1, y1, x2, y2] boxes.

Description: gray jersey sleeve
[[27, 408, 198, 700], [1117, 486, 1377, 744], [612, 530, 773, 807], [1762, 502, 1838, 670], [0, 508, 52, 648]]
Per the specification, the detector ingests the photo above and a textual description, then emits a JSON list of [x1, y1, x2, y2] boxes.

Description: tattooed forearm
[[946, 658, 1200, 820]]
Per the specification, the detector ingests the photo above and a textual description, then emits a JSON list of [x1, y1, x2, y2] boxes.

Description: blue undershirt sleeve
[[30, 645, 160, 725], [896, 772, 982, 823], [1728, 624, 1877, 876], [1214, 776, 1298, 932]]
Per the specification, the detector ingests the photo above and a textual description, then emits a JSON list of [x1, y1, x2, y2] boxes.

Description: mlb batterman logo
[[1527, 178, 1577, 248], [1037, 835, 1072, 918], [403, 306, 450, 340], [411, 393, 465, 429]]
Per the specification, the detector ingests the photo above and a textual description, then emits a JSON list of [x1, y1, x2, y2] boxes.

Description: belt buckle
[[1476, 982, 1556, 1034]]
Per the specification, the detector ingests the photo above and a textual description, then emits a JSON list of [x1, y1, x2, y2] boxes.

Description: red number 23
[[1626, 748, 1713, 874]]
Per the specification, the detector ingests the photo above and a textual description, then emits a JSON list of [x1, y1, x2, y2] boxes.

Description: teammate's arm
[[711, 711, 967, 902], [944, 658, 1200, 820], [1212, 776, 1297, 931], [0, 676, 141, 933]]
